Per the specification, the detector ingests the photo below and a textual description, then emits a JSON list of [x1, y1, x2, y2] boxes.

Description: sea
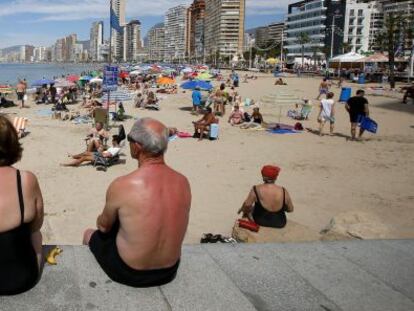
[[0, 63, 103, 85]]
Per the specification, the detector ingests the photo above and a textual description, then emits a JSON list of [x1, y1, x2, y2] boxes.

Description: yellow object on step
[[46, 247, 63, 265]]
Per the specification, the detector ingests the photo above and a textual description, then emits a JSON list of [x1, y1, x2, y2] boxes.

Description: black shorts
[[89, 222, 180, 288], [17, 92, 24, 101], [350, 112, 365, 123]]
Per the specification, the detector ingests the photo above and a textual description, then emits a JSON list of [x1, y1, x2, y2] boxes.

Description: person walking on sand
[[346, 89, 370, 141], [16, 80, 26, 108], [318, 92, 335, 136], [316, 78, 330, 100], [82, 118, 191, 288]]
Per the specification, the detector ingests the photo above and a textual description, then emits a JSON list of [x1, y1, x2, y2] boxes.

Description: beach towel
[[177, 131, 193, 138], [36, 109, 53, 117], [268, 129, 298, 134]]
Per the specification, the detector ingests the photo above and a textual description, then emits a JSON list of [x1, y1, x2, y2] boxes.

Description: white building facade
[[164, 5, 187, 61], [110, 0, 126, 62]]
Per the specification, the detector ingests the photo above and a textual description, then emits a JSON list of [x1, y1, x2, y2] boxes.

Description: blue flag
[[110, 8, 123, 34]]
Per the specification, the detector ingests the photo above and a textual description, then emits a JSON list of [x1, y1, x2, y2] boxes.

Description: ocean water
[[0, 63, 102, 85]]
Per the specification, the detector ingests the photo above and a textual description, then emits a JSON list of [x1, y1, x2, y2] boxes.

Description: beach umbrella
[[80, 75, 93, 81], [54, 78, 75, 88], [101, 89, 132, 102], [90, 77, 103, 84], [181, 67, 193, 74], [67, 75, 80, 82], [31, 78, 55, 87], [266, 58, 279, 65], [157, 77, 176, 85], [195, 72, 213, 81], [90, 70, 101, 77], [181, 80, 213, 91], [129, 70, 142, 76], [119, 72, 129, 79]]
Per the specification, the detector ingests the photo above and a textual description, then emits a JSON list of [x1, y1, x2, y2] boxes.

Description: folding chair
[[13, 117, 28, 138]]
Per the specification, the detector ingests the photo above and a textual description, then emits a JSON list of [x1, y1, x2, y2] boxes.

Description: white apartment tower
[[164, 5, 187, 61], [343, 0, 383, 53], [204, 0, 246, 61], [110, 0, 126, 62], [90, 21, 104, 62]]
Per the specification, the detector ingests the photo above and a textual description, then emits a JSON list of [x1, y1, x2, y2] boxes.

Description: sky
[[0, 0, 296, 49]]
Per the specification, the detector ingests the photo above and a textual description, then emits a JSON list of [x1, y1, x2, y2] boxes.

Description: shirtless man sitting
[[193, 107, 216, 141], [83, 118, 191, 287], [86, 122, 109, 152]]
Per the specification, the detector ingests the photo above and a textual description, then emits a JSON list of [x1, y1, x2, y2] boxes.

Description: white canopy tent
[[330, 52, 364, 63]]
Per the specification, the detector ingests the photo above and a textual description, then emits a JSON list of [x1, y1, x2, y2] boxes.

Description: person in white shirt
[[318, 92, 335, 136], [61, 137, 121, 167]]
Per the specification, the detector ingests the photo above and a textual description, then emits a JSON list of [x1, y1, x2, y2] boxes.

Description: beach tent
[[31, 79, 55, 87], [357, 53, 389, 63], [157, 77, 176, 85], [181, 80, 213, 91], [330, 52, 364, 63]]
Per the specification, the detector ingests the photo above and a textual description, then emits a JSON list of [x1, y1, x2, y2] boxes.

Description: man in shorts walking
[[16, 80, 26, 108], [346, 89, 370, 141]]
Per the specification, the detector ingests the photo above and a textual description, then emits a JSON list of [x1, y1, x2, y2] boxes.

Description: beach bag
[[209, 124, 219, 140], [23, 94, 28, 101], [360, 116, 378, 133], [238, 219, 260, 232]]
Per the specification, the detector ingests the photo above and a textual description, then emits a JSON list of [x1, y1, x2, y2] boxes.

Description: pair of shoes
[[200, 233, 237, 244]]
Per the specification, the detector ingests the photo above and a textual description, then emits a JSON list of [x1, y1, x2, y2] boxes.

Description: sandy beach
[[3, 73, 414, 244]]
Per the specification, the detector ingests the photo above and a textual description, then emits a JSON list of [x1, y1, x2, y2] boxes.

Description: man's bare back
[[111, 164, 191, 270]]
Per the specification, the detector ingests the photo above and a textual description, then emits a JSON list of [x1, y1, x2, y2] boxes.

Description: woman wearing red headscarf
[[238, 165, 294, 228]]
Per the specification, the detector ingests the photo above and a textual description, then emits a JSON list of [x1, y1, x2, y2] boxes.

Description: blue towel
[[36, 109, 53, 117], [268, 129, 298, 134]]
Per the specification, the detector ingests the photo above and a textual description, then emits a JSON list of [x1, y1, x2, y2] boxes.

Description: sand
[[3, 73, 414, 244]]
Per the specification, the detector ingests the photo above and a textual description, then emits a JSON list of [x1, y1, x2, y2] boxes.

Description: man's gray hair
[[128, 118, 169, 156]]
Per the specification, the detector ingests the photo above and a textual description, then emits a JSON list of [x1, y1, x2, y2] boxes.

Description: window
[[358, 9, 363, 16], [350, 9, 355, 16]]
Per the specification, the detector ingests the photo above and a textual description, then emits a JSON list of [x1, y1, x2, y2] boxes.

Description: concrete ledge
[[1, 240, 414, 311]]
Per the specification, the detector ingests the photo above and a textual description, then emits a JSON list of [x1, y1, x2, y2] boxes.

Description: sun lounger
[[13, 117, 28, 138]]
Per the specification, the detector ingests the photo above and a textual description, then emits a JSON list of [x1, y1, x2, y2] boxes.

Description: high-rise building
[[33, 46, 47, 62], [65, 34, 77, 62], [164, 5, 187, 61], [204, 0, 246, 61], [90, 21, 104, 62], [110, 0, 126, 62], [379, 0, 414, 56], [148, 23, 166, 61], [255, 27, 269, 48], [125, 20, 142, 62], [187, 0, 206, 61], [285, 0, 346, 60]]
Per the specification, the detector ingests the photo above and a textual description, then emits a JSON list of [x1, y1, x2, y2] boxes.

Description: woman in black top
[[0, 116, 44, 295], [238, 165, 294, 228]]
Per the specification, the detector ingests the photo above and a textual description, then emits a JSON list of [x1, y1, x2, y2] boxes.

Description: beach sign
[[103, 65, 119, 90]]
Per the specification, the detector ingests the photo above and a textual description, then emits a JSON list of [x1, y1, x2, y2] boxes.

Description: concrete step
[[1, 240, 414, 311]]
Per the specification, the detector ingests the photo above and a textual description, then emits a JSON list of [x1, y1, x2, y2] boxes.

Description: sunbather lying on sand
[[61, 138, 120, 167]]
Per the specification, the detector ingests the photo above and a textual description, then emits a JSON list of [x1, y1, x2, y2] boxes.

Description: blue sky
[[0, 0, 295, 49]]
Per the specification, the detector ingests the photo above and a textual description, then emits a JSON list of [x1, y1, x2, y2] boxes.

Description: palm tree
[[296, 32, 311, 67], [375, 13, 409, 88]]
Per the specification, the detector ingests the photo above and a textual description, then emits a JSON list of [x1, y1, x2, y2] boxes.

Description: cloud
[[0, 0, 296, 21]]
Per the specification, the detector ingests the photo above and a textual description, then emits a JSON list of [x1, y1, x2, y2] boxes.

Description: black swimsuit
[[252, 186, 288, 228], [89, 219, 180, 288], [0, 170, 39, 295]]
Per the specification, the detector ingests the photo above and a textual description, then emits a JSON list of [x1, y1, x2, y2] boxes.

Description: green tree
[[374, 13, 410, 88], [296, 32, 311, 67]]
